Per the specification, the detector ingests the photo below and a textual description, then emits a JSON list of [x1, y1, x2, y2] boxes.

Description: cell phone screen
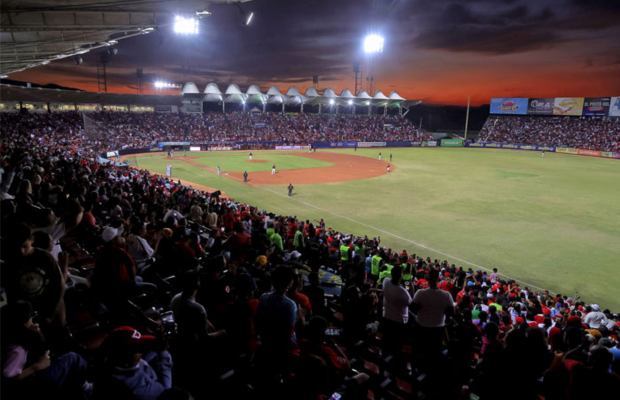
[[329, 393, 342, 400]]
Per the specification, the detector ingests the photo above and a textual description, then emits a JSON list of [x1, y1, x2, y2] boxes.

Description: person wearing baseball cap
[[584, 304, 608, 329], [95, 326, 172, 400]]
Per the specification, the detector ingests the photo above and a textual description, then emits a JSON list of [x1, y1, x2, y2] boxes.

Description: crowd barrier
[[466, 142, 620, 159]]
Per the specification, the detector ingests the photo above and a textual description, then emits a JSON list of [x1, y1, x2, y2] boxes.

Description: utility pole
[[464, 95, 471, 141]]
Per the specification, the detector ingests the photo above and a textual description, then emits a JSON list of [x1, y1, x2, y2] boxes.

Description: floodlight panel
[[329, 99, 335, 105], [364, 34, 384, 54], [246, 12, 254, 26], [174, 16, 199, 34]]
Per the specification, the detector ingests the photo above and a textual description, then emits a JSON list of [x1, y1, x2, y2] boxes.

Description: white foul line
[[239, 177, 548, 292]]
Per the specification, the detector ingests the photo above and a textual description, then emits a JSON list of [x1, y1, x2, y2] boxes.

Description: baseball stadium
[[1, 1, 620, 400]]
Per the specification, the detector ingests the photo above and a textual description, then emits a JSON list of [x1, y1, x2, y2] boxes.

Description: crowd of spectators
[[479, 115, 620, 152], [1, 113, 620, 400], [0, 111, 431, 154]]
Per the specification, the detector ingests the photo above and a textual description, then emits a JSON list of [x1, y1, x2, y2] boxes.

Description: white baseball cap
[[102, 226, 124, 242]]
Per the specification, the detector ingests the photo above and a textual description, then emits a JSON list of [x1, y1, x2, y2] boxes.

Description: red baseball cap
[[107, 326, 156, 351], [515, 317, 525, 324]]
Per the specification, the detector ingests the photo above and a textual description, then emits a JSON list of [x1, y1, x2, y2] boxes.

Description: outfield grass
[[135, 148, 620, 310]]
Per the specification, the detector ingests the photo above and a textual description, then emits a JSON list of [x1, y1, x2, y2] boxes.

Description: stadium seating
[[1, 111, 619, 400], [479, 115, 620, 152]]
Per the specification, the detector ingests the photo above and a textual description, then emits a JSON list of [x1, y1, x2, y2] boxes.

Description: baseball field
[[129, 148, 620, 310]]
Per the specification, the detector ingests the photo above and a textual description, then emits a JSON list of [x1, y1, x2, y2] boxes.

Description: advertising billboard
[[553, 98, 584, 116], [490, 98, 528, 115], [582, 98, 611, 116], [577, 149, 601, 157], [610, 97, 620, 117], [440, 139, 463, 147], [527, 98, 554, 115]]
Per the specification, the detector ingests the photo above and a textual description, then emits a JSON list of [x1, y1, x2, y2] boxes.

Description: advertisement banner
[[582, 97, 611, 116], [527, 98, 554, 115], [537, 146, 555, 152], [440, 139, 463, 147], [423, 141, 438, 147], [275, 145, 311, 150], [490, 98, 528, 115], [609, 97, 620, 117], [329, 142, 358, 148], [411, 141, 422, 147], [556, 147, 579, 155], [485, 143, 502, 148], [158, 142, 191, 147], [577, 149, 601, 157], [189, 146, 201, 151], [467, 142, 485, 147], [599, 151, 620, 159], [501, 144, 520, 149], [553, 98, 584, 116], [519, 145, 537, 150], [355, 142, 387, 148]]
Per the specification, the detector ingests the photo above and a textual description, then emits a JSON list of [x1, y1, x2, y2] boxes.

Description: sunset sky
[[9, 0, 620, 106]]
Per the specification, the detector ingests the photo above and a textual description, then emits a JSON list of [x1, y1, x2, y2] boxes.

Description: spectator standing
[[412, 268, 455, 369], [584, 304, 608, 329], [382, 265, 412, 359]]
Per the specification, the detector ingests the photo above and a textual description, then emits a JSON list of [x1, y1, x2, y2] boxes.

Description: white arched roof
[[204, 93, 223, 102], [181, 82, 199, 94], [372, 90, 388, 99], [204, 83, 221, 94], [286, 86, 302, 96], [192, 82, 419, 107], [305, 87, 319, 97], [388, 91, 405, 100], [340, 89, 355, 98], [267, 94, 287, 104], [356, 90, 371, 99], [225, 84, 243, 95], [246, 85, 263, 95], [267, 86, 282, 95], [322, 88, 337, 98]]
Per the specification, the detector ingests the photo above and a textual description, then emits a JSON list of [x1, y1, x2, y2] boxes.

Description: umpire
[[288, 183, 294, 197]]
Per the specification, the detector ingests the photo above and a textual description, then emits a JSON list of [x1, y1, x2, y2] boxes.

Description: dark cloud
[[415, 26, 559, 54], [9, 0, 620, 104]]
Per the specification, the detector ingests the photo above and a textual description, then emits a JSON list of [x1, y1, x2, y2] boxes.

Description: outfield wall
[[465, 142, 620, 159]]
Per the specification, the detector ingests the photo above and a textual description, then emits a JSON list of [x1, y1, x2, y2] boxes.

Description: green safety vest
[[294, 230, 304, 247], [379, 264, 395, 285], [402, 263, 413, 282], [340, 245, 350, 261], [355, 245, 366, 259], [371, 255, 382, 276]]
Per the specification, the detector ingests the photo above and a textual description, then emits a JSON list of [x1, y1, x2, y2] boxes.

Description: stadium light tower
[[363, 34, 384, 54], [174, 16, 199, 34]]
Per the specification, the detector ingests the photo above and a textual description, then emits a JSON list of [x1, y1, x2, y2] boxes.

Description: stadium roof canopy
[[193, 82, 421, 108], [0, 0, 253, 76], [0, 83, 182, 106]]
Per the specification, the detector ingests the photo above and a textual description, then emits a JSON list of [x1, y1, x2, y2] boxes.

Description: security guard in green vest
[[340, 240, 352, 263], [370, 250, 384, 282], [354, 240, 366, 260], [378, 263, 394, 285]]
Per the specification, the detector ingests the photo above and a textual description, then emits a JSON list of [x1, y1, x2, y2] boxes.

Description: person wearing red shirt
[[223, 222, 252, 264], [286, 274, 312, 316]]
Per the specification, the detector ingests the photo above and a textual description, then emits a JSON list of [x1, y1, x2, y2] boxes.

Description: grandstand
[[1, 100, 619, 400], [2, 1, 620, 398]]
